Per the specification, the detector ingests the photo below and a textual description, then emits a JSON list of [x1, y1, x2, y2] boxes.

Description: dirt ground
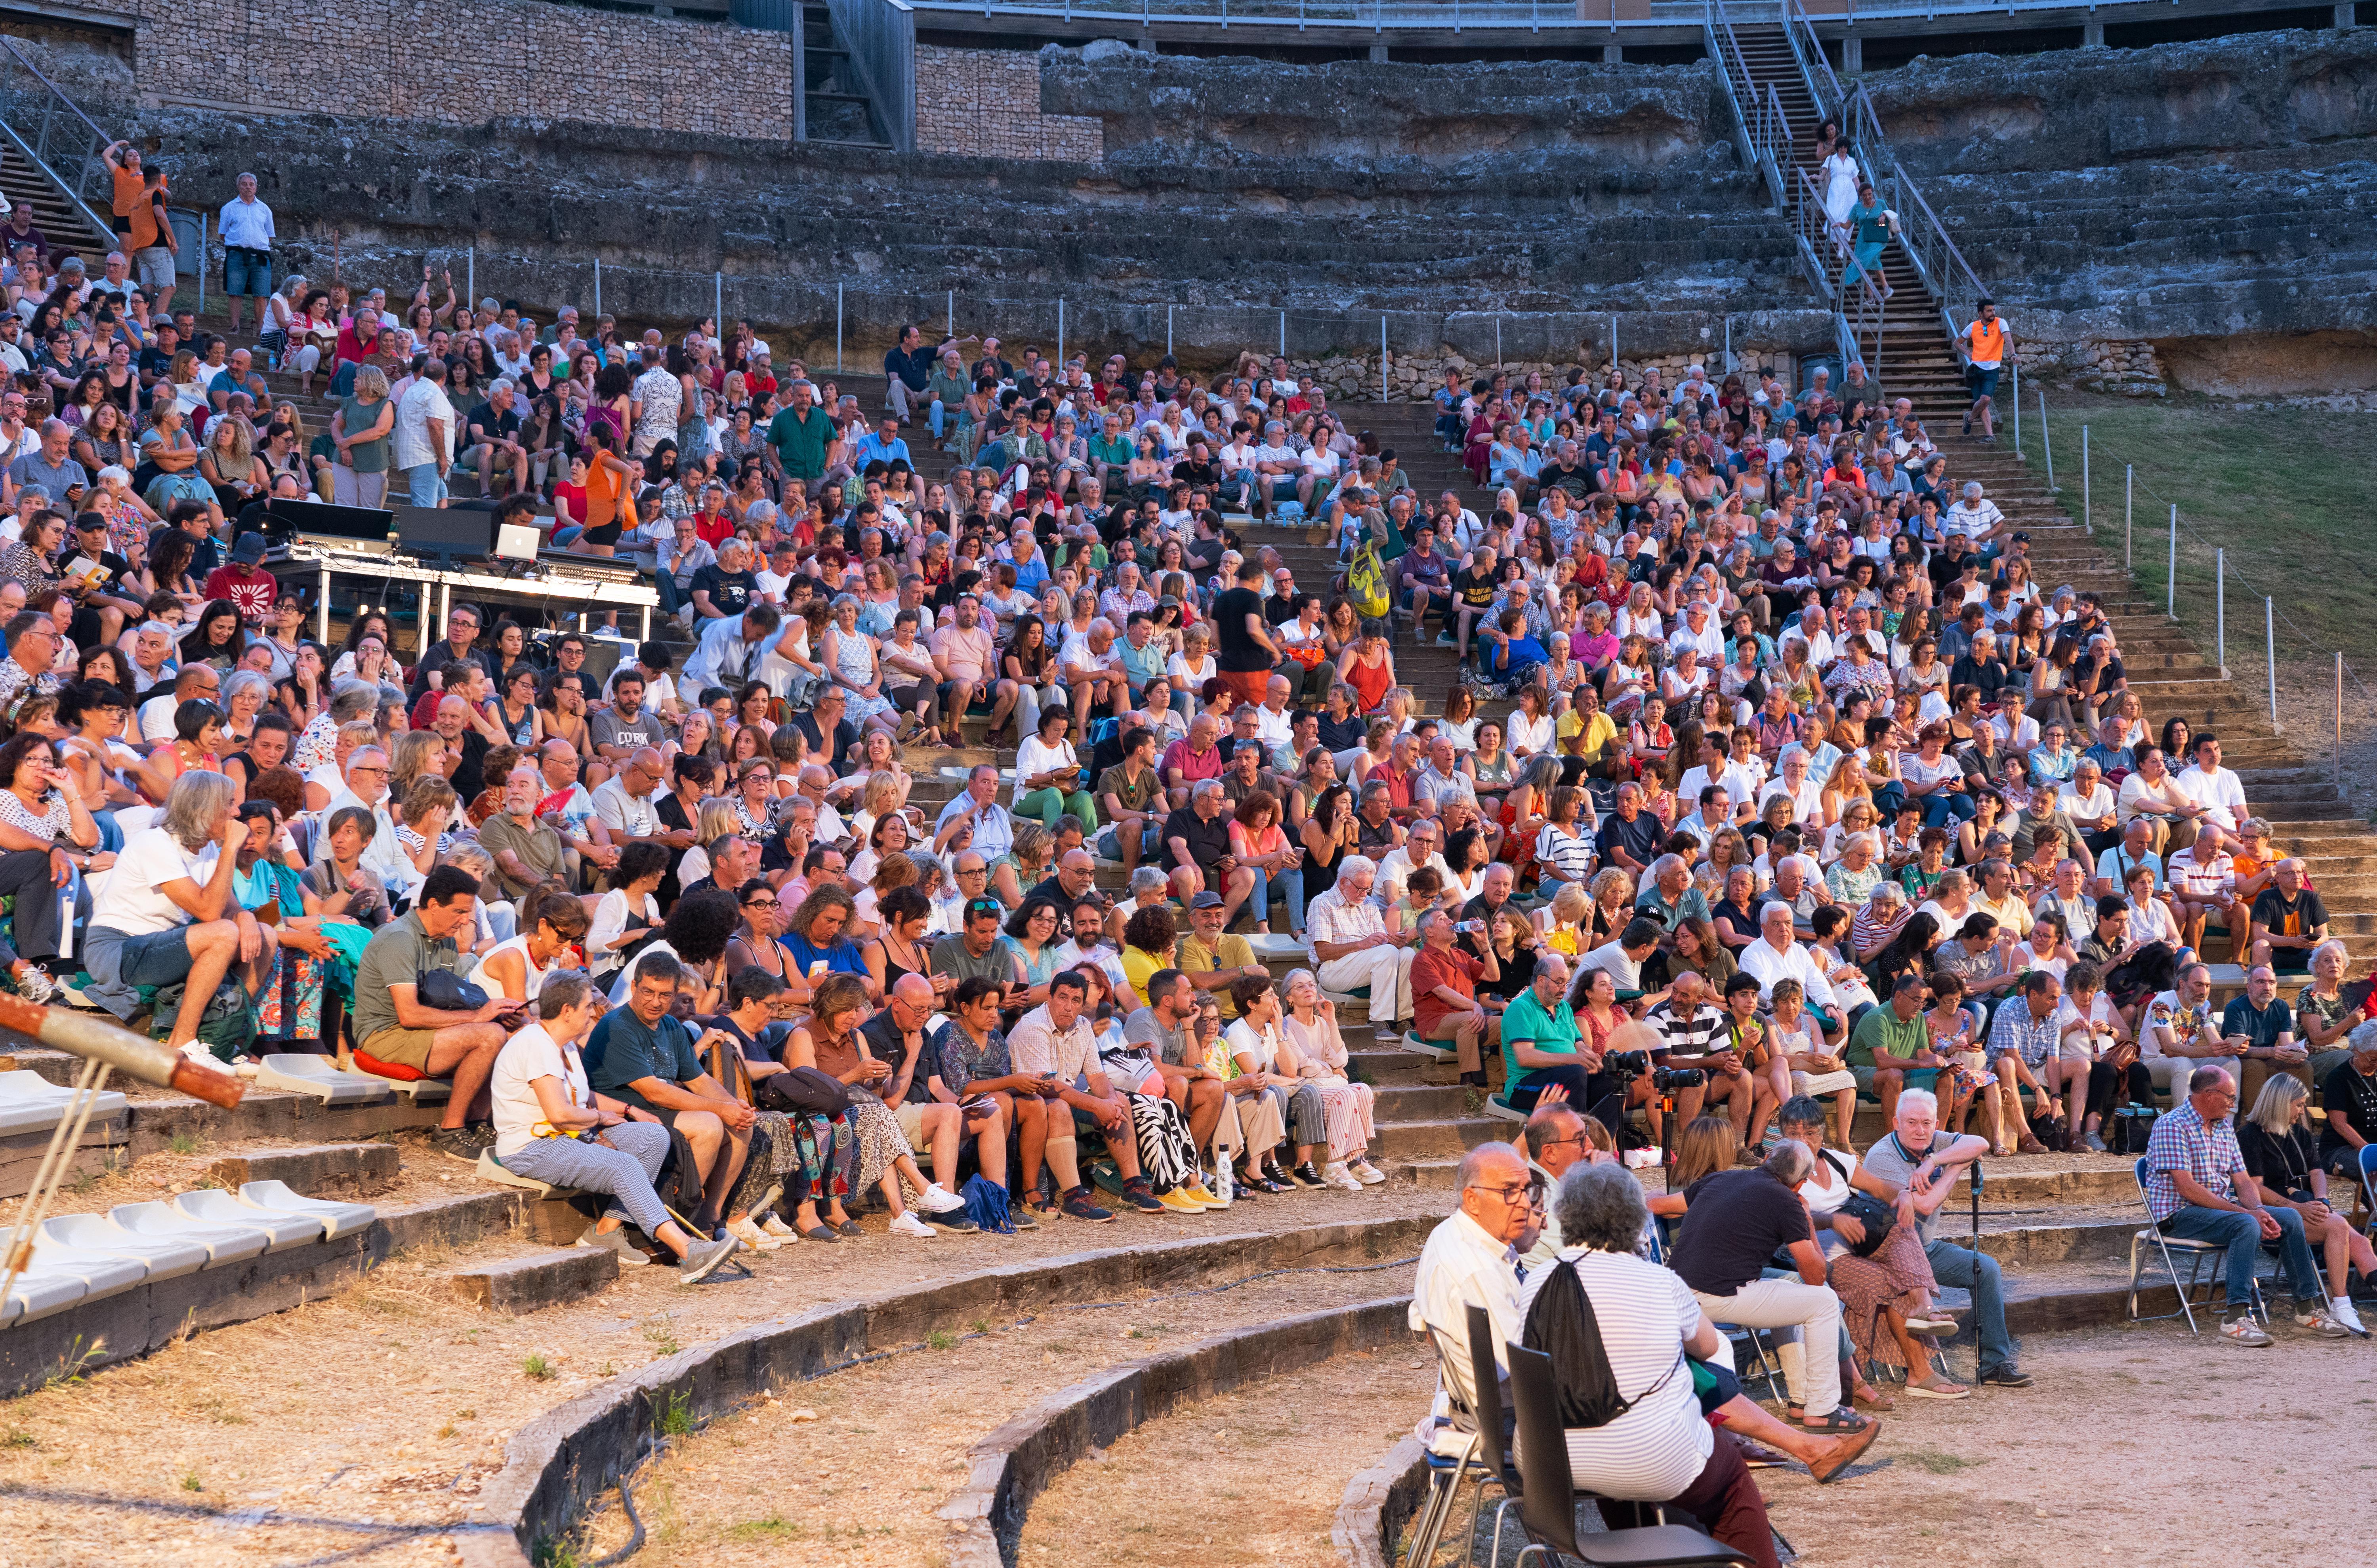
[[1020, 1345, 1440, 1568], [563, 1277, 1423, 1568], [1460, 1317, 2377, 1568], [0, 1156, 1435, 1568]]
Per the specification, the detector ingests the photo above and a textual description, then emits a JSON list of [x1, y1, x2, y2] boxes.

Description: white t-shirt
[[490, 1022, 589, 1159], [392, 379, 457, 470], [137, 692, 179, 744], [90, 827, 216, 937], [2049, 991, 2122, 1058], [2143, 989, 2215, 1062], [1515, 1249, 1710, 1501], [1013, 735, 1079, 807]]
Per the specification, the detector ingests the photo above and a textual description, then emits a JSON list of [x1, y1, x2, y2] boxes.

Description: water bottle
[[1210, 1155, 1232, 1206]]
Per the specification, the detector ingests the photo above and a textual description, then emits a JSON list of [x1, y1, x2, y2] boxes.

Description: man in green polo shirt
[[1847, 972, 1949, 1127], [1499, 951, 1592, 1116], [767, 381, 834, 485]]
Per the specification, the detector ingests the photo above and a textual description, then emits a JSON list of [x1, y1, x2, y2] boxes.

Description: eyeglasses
[[743, 897, 778, 910], [1467, 1179, 1545, 1205]]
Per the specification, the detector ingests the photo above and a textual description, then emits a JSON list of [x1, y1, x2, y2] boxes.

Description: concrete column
[[1369, 42, 1388, 60], [2338, 2, 2356, 28], [2082, 19, 2105, 44], [1602, 42, 1622, 62], [1841, 34, 1862, 72]]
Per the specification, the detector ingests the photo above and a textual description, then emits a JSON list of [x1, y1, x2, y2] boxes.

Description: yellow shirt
[[1179, 931, 1257, 1019], [1560, 710, 1618, 763], [1120, 943, 1165, 1001]]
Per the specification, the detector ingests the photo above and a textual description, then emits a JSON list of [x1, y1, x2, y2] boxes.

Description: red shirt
[[1411, 947, 1483, 1036], [692, 507, 733, 547], [202, 563, 277, 623], [552, 482, 589, 525], [1161, 737, 1224, 789]]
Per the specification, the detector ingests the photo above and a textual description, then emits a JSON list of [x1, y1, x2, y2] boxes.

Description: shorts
[[1850, 1062, 1939, 1095], [580, 519, 624, 547], [135, 245, 174, 295], [895, 1099, 928, 1149], [223, 247, 272, 297], [1095, 821, 1159, 861], [1791, 1068, 1859, 1097], [403, 462, 448, 508], [359, 1025, 440, 1073], [1967, 365, 2001, 400], [92, 925, 194, 987]]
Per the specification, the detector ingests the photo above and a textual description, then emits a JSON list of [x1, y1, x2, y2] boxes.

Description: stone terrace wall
[[130, 0, 796, 137], [916, 44, 1102, 160]]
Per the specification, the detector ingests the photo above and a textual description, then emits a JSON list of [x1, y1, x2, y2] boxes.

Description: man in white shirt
[[138, 663, 219, 744], [1251, 420, 1303, 511], [1740, 902, 1839, 1019], [1758, 751, 1824, 829], [392, 356, 455, 509], [590, 747, 665, 843], [1250, 674, 1296, 758], [1307, 856, 1417, 1040], [1665, 598, 1724, 665], [81, 773, 265, 1054], [1407, 1141, 1530, 1422], [2140, 962, 2227, 1107], [1006, 970, 1160, 1219], [314, 744, 408, 885], [933, 764, 1016, 864], [1372, 820, 1454, 909], [1944, 481, 2009, 554], [2173, 735, 2248, 834]]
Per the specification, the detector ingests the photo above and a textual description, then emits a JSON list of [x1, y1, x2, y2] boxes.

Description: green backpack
[[1345, 540, 1391, 621]]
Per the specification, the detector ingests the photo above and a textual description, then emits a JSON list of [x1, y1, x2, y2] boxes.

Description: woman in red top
[[1335, 621, 1397, 714]]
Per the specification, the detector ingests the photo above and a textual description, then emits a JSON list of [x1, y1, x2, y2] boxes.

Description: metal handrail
[[912, 0, 2190, 26], [0, 36, 118, 249]]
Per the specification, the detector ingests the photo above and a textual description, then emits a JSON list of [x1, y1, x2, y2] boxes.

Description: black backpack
[[1520, 1256, 1682, 1429]]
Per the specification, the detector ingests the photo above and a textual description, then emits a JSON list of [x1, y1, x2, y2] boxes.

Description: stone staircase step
[[205, 1142, 401, 1199], [448, 1245, 619, 1314]]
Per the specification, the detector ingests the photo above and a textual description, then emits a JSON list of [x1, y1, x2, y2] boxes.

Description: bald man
[[860, 972, 978, 1229], [1030, 847, 1103, 910]]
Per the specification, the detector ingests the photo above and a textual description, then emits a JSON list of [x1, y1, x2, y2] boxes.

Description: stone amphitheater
[[0, 2, 2363, 1566]]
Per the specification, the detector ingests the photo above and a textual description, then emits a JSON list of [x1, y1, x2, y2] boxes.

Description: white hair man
[[1304, 854, 1418, 1043]]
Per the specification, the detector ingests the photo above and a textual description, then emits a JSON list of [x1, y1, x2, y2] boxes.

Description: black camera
[[1656, 1066, 1707, 1090], [1602, 1050, 1702, 1091], [1605, 1050, 1652, 1076]]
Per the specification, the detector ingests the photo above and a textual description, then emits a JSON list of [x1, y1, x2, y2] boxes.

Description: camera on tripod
[[1602, 1049, 1705, 1091]]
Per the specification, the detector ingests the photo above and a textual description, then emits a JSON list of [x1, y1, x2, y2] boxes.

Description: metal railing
[[0, 38, 116, 252], [906, 0, 2228, 30]]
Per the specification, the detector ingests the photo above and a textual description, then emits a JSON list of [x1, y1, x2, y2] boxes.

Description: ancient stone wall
[[914, 44, 1101, 160]]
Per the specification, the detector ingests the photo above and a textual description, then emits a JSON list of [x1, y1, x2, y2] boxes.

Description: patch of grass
[[971, 1318, 991, 1335], [2015, 394, 2377, 661], [925, 1329, 957, 1351], [37, 1337, 102, 1393], [165, 1132, 203, 1156], [530, 1538, 582, 1568], [454, 1408, 476, 1421], [0, 1429, 34, 1450], [1900, 1448, 1985, 1475], [641, 1317, 682, 1357], [434, 1423, 457, 1440], [179, 1470, 203, 1492], [651, 1387, 692, 1438], [521, 1354, 555, 1381], [725, 1517, 803, 1542]]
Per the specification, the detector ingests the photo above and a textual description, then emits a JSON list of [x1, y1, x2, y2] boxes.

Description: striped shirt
[[1305, 885, 1386, 962], [1646, 999, 1728, 1060], [2143, 1100, 2246, 1223], [1515, 1250, 1710, 1501]]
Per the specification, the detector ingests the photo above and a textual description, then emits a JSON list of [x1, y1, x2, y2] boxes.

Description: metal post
[[467, 245, 474, 305], [2081, 425, 2090, 535], [1167, 304, 1173, 359], [792, 0, 807, 141], [1278, 310, 1286, 357], [836, 282, 844, 372], [1058, 298, 1065, 368], [2125, 465, 2133, 570], [2012, 360, 2021, 457], [196, 212, 206, 318], [2167, 505, 2177, 620], [593, 257, 601, 319], [1723, 314, 1731, 372], [2039, 388, 2054, 492], [1495, 315, 1502, 370], [2337, 652, 2345, 791], [1381, 314, 1389, 402], [714, 270, 722, 332], [947, 290, 954, 339], [1610, 313, 1618, 371], [2266, 598, 2280, 733], [2216, 548, 2226, 678]]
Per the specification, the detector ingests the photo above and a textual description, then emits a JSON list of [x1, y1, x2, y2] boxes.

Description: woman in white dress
[[1821, 142, 1862, 249]]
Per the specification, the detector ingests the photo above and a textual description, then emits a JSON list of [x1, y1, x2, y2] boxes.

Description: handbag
[[1822, 1151, 1895, 1259], [758, 1063, 852, 1117], [417, 967, 489, 1011]]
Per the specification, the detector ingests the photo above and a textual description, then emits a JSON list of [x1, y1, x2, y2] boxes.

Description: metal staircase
[[0, 38, 121, 264], [1705, 0, 1988, 421]]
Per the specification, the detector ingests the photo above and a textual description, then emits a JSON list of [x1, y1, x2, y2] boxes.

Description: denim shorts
[[223, 247, 272, 297]]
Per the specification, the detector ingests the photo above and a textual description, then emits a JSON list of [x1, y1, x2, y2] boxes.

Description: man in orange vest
[[1961, 299, 2014, 441]]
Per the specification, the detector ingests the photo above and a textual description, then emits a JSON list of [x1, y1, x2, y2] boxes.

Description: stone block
[[207, 1142, 403, 1198], [451, 1247, 618, 1313]]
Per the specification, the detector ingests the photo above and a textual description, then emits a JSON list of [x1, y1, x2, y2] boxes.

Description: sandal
[[799, 1225, 840, 1243], [1797, 1408, 1871, 1435], [836, 1218, 865, 1237], [1851, 1384, 1895, 1412], [1906, 1374, 1971, 1400]]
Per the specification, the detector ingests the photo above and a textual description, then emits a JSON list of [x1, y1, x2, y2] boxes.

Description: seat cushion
[[353, 1048, 427, 1083]]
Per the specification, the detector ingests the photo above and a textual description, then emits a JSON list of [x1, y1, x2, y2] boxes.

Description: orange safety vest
[[1965, 318, 2006, 364]]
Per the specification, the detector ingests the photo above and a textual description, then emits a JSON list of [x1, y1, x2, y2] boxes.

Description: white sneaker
[[725, 1216, 780, 1253], [1322, 1160, 1364, 1193], [889, 1212, 936, 1239], [2328, 1299, 2368, 1337], [2220, 1317, 2273, 1347], [2297, 1309, 2351, 1339], [1351, 1160, 1387, 1186], [916, 1182, 967, 1214], [759, 1214, 799, 1241]]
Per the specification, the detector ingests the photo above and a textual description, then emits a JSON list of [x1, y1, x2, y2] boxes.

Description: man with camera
[[1412, 908, 1501, 1088]]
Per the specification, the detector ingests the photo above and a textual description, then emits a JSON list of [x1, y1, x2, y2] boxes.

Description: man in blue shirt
[[584, 949, 754, 1237], [852, 414, 911, 472]]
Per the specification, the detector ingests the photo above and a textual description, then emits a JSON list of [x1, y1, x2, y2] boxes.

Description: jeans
[[1923, 1237, 2015, 1372], [1215, 473, 1254, 512], [1248, 861, 1306, 935], [1870, 781, 1906, 819], [223, 246, 271, 297], [1918, 790, 1979, 828], [1095, 820, 1160, 863], [1693, 1274, 1844, 1417], [497, 1122, 674, 1238], [2158, 1202, 2322, 1315], [403, 462, 448, 508]]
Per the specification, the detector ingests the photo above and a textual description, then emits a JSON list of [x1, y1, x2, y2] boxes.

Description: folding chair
[[2359, 1145, 2377, 1249], [1464, 1304, 1523, 1568], [1502, 1342, 1751, 1568], [1713, 1324, 1785, 1404], [2125, 1155, 2233, 1333], [1405, 1326, 1494, 1568]]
